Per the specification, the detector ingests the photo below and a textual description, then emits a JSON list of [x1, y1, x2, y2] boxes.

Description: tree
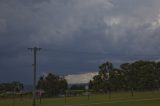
[[37, 73, 68, 97], [90, 62, 113, 92], [11, 81, 24, 92], [99, 62, 113, 80], [89, 75, 102, 91]]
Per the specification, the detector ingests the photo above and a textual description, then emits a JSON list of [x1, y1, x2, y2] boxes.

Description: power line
[[42, 48, 160, 57], [28, 47, 41, 106]]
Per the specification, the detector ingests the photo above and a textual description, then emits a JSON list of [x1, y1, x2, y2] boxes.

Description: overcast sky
[[1, 0, 160, 84]]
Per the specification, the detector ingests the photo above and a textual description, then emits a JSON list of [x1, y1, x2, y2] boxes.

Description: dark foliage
[[89, 60, 160, 93], [0, 81, 23, 92], [37, 73, 68, 97]]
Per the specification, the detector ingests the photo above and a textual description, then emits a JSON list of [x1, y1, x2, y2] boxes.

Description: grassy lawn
[[1, 91, 160, 106]]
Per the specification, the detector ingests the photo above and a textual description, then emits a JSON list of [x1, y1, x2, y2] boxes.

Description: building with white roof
[[65, 72, 98, 85]]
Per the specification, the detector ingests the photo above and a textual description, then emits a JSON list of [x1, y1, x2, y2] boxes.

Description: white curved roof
[[65, 72, 98, 84]]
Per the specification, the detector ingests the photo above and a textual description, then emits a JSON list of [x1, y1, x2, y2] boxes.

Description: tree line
[[0, 81, 23, 93], [89, 60, 160, 95], [1, 60, 160, 97]]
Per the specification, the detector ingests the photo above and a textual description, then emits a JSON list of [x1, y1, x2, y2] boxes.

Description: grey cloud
[[1, 0, 160, 83]]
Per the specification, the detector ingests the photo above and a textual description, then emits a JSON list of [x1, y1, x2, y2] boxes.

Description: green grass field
[[1, 91, 160, 106]]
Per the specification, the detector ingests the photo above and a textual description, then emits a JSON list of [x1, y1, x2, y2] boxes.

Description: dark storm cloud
[[1, 0, 160, 83]]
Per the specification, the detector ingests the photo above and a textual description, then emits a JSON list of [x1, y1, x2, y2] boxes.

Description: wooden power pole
[[28, 47, 41, 106]]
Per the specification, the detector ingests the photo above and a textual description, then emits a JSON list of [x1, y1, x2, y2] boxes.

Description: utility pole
[[28, 47, 41, 106]]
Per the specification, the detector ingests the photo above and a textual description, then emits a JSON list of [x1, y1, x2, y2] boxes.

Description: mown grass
[[1, 91, 160, 106]]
